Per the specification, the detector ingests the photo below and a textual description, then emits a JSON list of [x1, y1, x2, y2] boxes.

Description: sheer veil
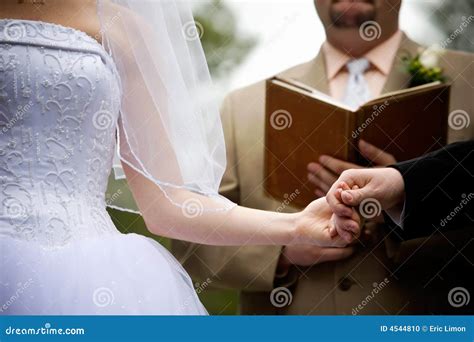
[[98, 0, 235, 213]]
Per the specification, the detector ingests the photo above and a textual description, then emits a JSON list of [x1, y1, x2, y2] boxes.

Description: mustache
[[329, 0, 377, 28], [331, 0, 375, 4]]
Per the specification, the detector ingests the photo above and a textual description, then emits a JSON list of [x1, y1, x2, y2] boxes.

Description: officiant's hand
[[307, 140, 396, 197]]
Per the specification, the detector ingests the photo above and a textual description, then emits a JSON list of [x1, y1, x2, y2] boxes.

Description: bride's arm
[[123, 163, 357, 247], [99, 3, 358, 247]]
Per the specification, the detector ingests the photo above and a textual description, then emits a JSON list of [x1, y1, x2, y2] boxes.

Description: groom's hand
[[327, 168, 406, 216], [307, 140, 396, 197]]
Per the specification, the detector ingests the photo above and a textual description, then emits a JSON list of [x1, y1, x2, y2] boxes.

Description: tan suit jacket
[[172, 33, 474, 314]]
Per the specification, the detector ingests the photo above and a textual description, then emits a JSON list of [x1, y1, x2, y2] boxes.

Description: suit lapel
[[279, 50, 330, 94], [382, 33, 422, 92], [299, 51, 330, 94]]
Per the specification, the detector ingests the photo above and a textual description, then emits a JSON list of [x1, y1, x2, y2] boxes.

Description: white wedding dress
[[0, 19, 208, 315]]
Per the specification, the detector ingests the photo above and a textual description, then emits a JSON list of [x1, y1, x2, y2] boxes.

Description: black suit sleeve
[[384, 141, 474, 240]]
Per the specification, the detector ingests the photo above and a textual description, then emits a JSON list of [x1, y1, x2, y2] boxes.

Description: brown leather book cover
[[264, 77, 450, 208]]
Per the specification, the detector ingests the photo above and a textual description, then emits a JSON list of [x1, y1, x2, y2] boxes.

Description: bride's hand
[[292, 197, 361, 247]]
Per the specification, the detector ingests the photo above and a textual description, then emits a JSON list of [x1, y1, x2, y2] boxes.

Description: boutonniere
[[402, 45, 447, 87]]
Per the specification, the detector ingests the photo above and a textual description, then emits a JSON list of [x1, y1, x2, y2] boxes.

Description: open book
[[264, 77, 450, 208]]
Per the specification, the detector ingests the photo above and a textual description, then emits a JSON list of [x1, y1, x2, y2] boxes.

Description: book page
[[365, 81, 444, 106], [274, 78, 444, 112], [272, 78, 358, 112]]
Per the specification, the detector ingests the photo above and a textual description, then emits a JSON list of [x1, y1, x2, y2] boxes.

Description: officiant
[[172, 0, 473, 314]]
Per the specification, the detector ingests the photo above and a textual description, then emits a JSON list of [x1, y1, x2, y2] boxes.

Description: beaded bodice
[[0, 19, 121, 247]]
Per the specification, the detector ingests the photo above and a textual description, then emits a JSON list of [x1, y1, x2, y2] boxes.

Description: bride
[[0, 0, 360, 314]]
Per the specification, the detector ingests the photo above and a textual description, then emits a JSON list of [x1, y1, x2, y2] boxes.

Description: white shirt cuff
[[385, 201, 406, 228]]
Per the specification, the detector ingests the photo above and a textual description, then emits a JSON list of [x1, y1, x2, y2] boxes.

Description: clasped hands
[[281, 140, 398, 268]]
